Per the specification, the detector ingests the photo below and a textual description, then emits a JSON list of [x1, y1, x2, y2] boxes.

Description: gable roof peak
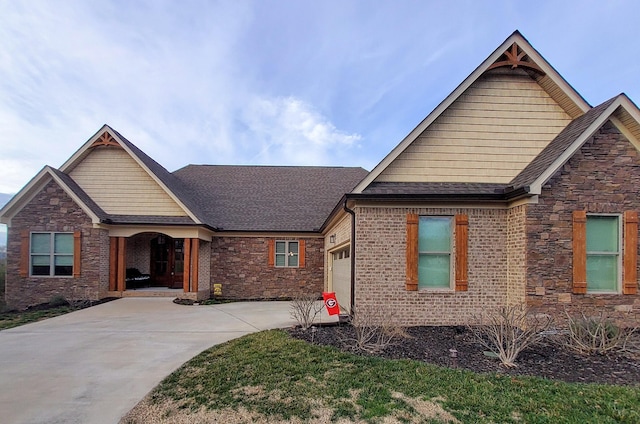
[[352, 30, 592, 194]]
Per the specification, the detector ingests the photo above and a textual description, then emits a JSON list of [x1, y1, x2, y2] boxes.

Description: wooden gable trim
[[89, 131, 122, 149], [623, 211, 638, 295], [454, 214, 469, 291], [487, 42, 545, 74], [406, 213, 419, 291], [572, 210, 587, 294]]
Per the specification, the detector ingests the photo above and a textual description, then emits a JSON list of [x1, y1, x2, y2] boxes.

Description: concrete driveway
[[0, 298, 300, 424]]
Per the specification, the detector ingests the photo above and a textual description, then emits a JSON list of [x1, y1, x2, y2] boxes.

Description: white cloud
[[241, 96, 361, 166]]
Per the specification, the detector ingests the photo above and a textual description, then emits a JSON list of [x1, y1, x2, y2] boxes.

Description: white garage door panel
[[333, 257, 351, 314]]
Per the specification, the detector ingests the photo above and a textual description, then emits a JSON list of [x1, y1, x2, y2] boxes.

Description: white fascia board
[[529, 97, 624, 195], [353, 32, 588, 193]]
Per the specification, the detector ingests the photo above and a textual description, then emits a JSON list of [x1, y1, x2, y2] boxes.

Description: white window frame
[[30, 232, 74, 277], [586, 214, 622, 294], [275, 240, 299, 268], [418, 216, 454, 290]]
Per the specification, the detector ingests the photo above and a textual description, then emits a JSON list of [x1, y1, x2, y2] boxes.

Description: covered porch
[[104, 225, 212, 300]]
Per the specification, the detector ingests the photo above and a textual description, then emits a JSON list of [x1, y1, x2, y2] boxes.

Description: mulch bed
[[288, 325, 640, 386]]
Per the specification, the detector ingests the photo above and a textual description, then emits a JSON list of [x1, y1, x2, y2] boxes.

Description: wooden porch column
[[116, 237, 126, 292], [109, 238, 117, 291], [183, 238, 191, 292], [191, 239, 199, 293]]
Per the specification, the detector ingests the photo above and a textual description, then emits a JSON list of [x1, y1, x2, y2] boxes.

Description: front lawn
[[0, 304, 73, 330], [122, 330, 640, 423]]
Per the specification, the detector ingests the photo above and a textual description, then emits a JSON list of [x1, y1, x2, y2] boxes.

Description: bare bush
[[290, 293, 323, 330], [468, 304, 552, 368], [563, 309, 637, 355], [349, 306, 408, 353]]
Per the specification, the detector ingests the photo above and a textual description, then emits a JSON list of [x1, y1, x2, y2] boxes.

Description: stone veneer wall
[[210, 236, 324, 299], [6, 180, 109, 309], [354, 206, 508, 326], [198, 240, 211, 297], [526, 121, 640, 322]]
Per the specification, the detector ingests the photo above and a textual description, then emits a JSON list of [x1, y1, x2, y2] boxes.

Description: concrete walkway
[[0, 298, 309, 424]]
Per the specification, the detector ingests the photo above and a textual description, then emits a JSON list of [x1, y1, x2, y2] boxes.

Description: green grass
[[0, 305, 74, 330], [147, 330, 640, 423]]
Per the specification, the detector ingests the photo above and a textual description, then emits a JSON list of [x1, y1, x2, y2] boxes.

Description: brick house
[[3, 31, 640, 325]]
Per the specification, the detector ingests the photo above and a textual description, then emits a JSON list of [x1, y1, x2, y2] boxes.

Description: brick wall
[[507, 204, 527, 306], [210, 236, 324, 299], [354, 206, 508, 326], [6, 180, 109, 309], [526, 121, 640, 322]]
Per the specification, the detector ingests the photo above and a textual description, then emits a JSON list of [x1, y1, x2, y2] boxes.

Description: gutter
[[343, 198, 356, 317]]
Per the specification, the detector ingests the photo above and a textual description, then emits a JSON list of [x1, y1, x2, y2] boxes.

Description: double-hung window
[[418, 217, 452, 289], [30, 232, 74, 276], [586, 215, 620, 292], [275, 240, 299, 267]]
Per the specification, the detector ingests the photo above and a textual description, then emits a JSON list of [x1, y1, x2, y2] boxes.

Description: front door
[[150, 236, 184, 288]]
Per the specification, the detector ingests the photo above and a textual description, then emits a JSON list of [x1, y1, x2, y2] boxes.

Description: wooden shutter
[[406, 213, 418, 291], [624, 211, 638, 295], [455, 214, 469, 291], [73, 231, 81, 277], [298, 240, 306, 268], [20, 230, 29, 277], [268, 239, 275, 267], [572, 210, 587, 294]]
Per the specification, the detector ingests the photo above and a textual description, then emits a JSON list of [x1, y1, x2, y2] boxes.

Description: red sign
[[322, 292, 340, 315]]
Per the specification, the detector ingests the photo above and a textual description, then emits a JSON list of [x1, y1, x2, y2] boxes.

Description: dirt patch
[[288, 325, 640, 386]]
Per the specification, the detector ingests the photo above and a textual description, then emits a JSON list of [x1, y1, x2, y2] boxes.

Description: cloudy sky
[[1, 1, 640, 200]]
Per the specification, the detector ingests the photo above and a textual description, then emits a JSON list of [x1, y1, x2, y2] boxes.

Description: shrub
[[468, 303, 552, 368], [563, 309, 637, 355], [290, 293, 323, 330], [348, 305, 408, 353]]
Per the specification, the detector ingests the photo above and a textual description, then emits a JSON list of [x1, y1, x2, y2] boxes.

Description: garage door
[[331, 246, 351, 314]]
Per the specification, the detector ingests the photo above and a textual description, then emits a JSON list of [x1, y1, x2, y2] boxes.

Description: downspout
[[343, 198, 356, 317]]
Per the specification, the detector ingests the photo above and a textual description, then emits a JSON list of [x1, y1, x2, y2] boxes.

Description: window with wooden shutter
[[405, 213, 418, 291], [623, 211, 638, 295], [455, 214, 469, 291], [572, 211, 587, 294]]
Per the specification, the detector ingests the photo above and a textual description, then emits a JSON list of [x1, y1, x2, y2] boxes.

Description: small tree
[[468, 304, 552, 368], [348, 305, 408, 353]]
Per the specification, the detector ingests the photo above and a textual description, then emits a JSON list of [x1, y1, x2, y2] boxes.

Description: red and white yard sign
[[322, 292, 340, 315]]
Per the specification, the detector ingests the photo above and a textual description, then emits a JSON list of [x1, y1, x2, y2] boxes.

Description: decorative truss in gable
[[90, 131, 122, 149], [487, 42, 545, 75]]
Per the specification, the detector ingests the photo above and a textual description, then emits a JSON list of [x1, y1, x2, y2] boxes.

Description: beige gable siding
[[69, 148, 186, 216], [376, 69, 573, 184]]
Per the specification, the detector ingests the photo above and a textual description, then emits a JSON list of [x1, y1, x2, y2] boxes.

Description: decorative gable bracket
[[487, 42, 545, 75], [90, 131, 122, 149]]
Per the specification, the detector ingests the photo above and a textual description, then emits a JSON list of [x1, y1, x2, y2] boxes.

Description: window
[[30, 232, 74, 276], [275, 241, 299, 267], [586, 215, 620, 292], [418, 217, 452, 289]]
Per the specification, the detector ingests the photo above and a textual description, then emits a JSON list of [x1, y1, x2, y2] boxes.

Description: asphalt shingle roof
[[172, 165, 368, 231], [361, 182, 507, 195]]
